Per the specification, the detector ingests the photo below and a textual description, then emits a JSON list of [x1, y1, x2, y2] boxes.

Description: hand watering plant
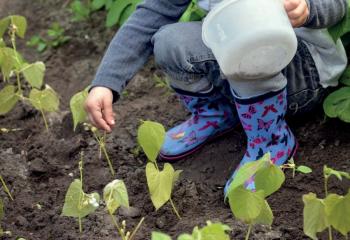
[[0, 15, 60, 130], [138, 120, 182, 219]]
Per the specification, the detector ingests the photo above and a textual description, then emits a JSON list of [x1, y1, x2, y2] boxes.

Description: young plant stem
[[129, 217, 145, 240], [9, 24, 23, 94], [40, 108, 49, 131], [0, 175, 13, 200], [169, 198, 181, 220], [78, 217, 82, 233], [245, 223, 253, 240], [78, 153, 84, 233], [93, 131, 115, 176], [109, 213, 126, 240], [324, 174, 332, 240]]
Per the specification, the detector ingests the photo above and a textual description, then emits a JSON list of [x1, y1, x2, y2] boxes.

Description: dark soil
[[0, 1, 349, 239]]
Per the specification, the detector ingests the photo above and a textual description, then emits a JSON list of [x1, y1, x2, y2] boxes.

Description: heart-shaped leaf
[[103, 179, 129, 214], [323, 87, 350, 122], [302, 193, 329, 240], [0, 85, 19, 115], [228, 185, 265, 223], [21, 61, 45, 89], [29, 85, 59, 112], [151, 232, 172, 240], [70, 88, 89, 130], [325, 192, 350, 236], [10, 15, 27, 38], [255, 160, 285, 197], [62, 179, 100, 218], [138, 121, 165, 162], [146, 163, 180, 210], [252, 200, 273, 226]]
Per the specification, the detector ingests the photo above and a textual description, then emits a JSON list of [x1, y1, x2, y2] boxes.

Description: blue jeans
[[151, 21, 327, 116]]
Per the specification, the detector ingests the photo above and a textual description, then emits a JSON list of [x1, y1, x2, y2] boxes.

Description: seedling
[[153, 74, 173, 96], [0, 15, 60, 131], [69, 0, 93, 22], [226, 153, 285, 240], [302, 166, 350, 239], [69, 87, 115, 176], [281, 158, 313, 178], [27, 22, 70, 52], [152, 221, 231, 240], [62, 152, 100, 232], [137, 120, 182, 219], [0, 128, 22, 133], [103, 179, 144, 240]]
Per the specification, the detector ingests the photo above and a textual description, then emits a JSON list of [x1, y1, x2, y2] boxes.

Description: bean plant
[[0, 15, 60, 130], [27, 22, 70, 53], [323, 2, 350, 122], [302, 166, 350, 239], [137, 121, 182, 219], [70, 88, 115, 176], [152, 221, 231, 240]]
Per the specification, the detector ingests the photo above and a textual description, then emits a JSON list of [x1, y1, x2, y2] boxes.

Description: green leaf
[[62, 179, 100, 218], [325, 192, 350, 236], [10, 16, 27, 38], [29, 86, 60, 112], [92, 0, 107, 10], [70, 88, 89, 130], [151, 232, 172, 240], [106, 0, 130, 27], [227, 153, 270, 195], [137, 120, 165, 162], [328, 10, 350, 42], [302, 193, 329, 240], [296, 165, 313, 174], [255, 160, 285, 197], [70, 0, 91, 21], [340, 67, 350, 86], [323, 87, 350, 122], [146, 163, 180, 210], [21, 62, 45, 88], [179, 0, 207, 22], [324, 165, 350, 181], [199, 221, 231, 240], [0, 17, 10, 38], [0, 85, 20, 115], [118, 0, 142, 25], [252, 200, 273, 226], [105, 0, 114, 10], [0, 47, 18, 80], [103, 179, 129, 214], [0, 38, 5, 47], [228, 186, 265, 223]]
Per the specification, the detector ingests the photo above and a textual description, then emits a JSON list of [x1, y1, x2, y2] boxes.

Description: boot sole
[[158, 126, 237, 162]]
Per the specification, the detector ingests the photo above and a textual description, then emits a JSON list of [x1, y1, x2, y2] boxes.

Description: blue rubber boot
[[159, 87, 239, 161], [224, 87, 297, 195]]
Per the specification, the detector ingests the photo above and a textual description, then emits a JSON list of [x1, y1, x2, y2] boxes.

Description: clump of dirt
[[0, 1, 349, 239]]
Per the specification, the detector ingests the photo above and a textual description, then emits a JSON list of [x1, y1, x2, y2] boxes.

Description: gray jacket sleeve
[[91, 0, 190, 100], [304, 0, 348, 28]]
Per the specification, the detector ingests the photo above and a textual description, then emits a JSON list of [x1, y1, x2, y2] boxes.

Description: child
[[84, 0, 348, 195]]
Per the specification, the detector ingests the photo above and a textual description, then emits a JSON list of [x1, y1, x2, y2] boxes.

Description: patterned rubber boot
[[159, 87, 239, 161], [224, 87, 297, 195]]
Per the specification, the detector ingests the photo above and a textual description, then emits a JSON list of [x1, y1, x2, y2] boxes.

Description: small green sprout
[[282, 158, 312, 178], [103, 179, 144, 240], [152, 221, 231, 240], [0, 175, 13, 201], [62, 152, 100, 232], [27, 22, 70, 52], [302, 166, 350, 239], [226, 153, 285, 240], [138, 120, 182, 219]]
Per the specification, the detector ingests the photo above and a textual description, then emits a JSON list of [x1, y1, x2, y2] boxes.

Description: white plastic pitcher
[[202, 0, 298, 80]]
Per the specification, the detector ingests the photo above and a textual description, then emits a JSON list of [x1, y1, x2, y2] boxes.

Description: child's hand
[[284, 0, 309, 28], [84, 86, 115, 133]]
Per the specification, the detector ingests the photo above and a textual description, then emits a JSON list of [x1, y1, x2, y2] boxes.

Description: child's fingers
[[290, 7, 308, 27], [286, 0, 307, 20], [102, 98, 115, 126], [87, 105, 112, 132], [284, 0, 300, 12]]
